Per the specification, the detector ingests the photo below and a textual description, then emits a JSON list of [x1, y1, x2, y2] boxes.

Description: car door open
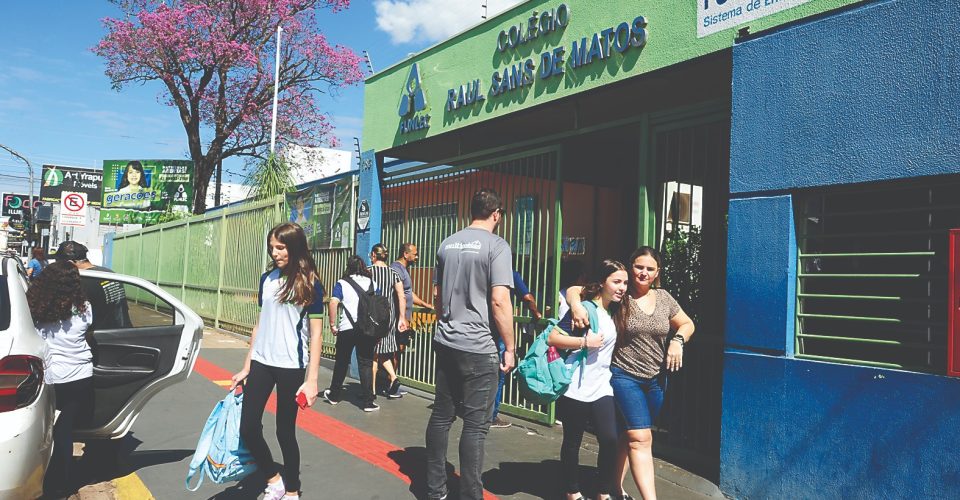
[[75, 270, 203, 440]]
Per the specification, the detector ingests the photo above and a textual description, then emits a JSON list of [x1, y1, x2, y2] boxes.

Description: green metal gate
[[381, 147, 562, 423], [647, 112, 729, 481]]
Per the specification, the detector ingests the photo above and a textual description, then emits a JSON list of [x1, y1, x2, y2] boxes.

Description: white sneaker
[[263, 478, 286, 500]]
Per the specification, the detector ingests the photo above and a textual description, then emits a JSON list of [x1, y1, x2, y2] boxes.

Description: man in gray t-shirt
[[425, 189, 516, 500]]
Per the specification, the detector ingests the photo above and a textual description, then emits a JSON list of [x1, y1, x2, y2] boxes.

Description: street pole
[[0, 144, 34, 250], [269, 25, 283, 155]]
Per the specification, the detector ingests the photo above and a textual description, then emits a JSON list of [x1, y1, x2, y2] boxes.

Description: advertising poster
[[40, 165, 104, 206], [99, 160, 194, 225], [286, 177, 353, 249]]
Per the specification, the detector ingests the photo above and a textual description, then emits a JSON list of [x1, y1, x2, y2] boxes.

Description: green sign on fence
[[286, 177, 352, 249], [100, 160, 194, 225]]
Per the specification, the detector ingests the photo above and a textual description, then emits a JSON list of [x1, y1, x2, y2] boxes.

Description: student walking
[[569, 247, 695, 500], [230, 222, 325, 500], [426, 188, 516, 500], [548, 260, 629, 500], [28, 260, 94, 498], [369, 243, 408, 398], [390, 242, 434, 374], [323, 255, 380, 411]]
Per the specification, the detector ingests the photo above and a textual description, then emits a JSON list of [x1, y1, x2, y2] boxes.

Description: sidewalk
[[207, 328, 724, 499]]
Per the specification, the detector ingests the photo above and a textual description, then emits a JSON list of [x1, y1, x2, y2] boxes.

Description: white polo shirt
[[251, 269, 325, 369]]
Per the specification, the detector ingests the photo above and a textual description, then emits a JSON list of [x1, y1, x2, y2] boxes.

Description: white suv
[[0, 255, 203, 499]]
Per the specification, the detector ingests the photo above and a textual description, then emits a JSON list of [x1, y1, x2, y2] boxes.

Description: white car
[[0, 255, 203, 499]]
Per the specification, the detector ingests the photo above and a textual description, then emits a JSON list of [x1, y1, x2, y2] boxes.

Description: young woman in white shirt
[[548, 259, 629, 500], [28, 260, 95, 497], [230, 222, 325, 500]]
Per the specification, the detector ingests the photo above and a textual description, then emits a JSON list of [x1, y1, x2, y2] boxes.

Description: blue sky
[[0, 0, 522, 199]]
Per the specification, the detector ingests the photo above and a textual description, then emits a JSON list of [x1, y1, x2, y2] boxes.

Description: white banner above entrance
[[698, 0, 814, 38]]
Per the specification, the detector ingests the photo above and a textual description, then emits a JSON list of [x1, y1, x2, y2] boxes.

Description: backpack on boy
[[516, 301, 601, 405], [342, 276, 392, 338], [185, 390, 256, 491]]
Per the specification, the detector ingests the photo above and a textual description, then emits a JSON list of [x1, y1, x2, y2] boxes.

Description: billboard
[[2, 193, 41, 248], [100, 160, 194, 225], [40, 165, 104, 206], [286, 177, 353, 249]]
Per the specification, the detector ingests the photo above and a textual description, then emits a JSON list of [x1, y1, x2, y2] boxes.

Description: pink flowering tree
[[94, 0, 364, 213]]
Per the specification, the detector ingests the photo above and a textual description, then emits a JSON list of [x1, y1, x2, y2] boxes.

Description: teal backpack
[[185, 391, 257, 491], [516, 301, 601, 405]]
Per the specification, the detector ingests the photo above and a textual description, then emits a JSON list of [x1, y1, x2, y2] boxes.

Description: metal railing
[[382, 148, 562, 424], [111, 195, 352, 359]]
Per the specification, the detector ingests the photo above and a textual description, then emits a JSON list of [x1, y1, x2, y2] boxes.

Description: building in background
[[357, 0, 960, 497]]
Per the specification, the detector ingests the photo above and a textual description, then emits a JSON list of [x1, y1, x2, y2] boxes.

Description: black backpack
[[342, 276, 391, 338]]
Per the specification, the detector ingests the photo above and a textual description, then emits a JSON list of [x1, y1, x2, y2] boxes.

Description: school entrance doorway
[[376, 53, 731, 480]]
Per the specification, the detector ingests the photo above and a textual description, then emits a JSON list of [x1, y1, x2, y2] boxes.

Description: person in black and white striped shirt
[[369, 243, 408, 399]]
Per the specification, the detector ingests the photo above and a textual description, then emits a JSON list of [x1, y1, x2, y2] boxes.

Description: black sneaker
[[387, 379, 403, 399], [322, 389, 340, 405], [363, 402, 380, 412]]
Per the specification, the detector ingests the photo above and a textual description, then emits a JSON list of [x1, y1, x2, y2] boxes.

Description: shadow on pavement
[[74, 433, 193, 488], [482, 459, 566, 499], [387, 446, 459, 500], [205, 471, 267, 499]]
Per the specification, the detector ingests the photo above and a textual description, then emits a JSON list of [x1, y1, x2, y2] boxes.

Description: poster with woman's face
[[100, 159, 194, 225]]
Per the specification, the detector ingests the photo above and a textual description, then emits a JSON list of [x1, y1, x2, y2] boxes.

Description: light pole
[[0, 144, 34, 250], [269, 25, 283, 155]]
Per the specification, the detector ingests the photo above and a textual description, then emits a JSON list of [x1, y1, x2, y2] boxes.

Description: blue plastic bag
[[185, 391, 257, 491]]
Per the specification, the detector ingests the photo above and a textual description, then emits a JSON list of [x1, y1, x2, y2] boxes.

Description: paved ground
[[69, 330, 723, 500]]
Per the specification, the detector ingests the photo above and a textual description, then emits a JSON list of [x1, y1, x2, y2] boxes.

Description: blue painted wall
[[730, 0, 960, 194], [721, 352, 960, 498], [725, 196, 796, 355], [723, 0, 960, 497]]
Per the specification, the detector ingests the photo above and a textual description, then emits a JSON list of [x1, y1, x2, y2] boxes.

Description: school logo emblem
[[398, 63, 430, 134], [398, 63, 426, 117]]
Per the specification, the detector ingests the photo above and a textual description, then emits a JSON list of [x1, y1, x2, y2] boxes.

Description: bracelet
[[671, 335, 684, 346]]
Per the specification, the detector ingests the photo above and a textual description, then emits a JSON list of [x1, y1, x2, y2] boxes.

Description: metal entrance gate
[[649, 113, 729, 480], [381, 147, 562, 423]]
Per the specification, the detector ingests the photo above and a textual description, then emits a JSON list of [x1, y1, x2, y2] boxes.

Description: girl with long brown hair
[[230, 222, 325, 500], [28, 260, 94, 497]]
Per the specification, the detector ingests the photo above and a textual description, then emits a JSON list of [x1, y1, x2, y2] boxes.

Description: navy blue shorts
[[610, 366, 666, 430]]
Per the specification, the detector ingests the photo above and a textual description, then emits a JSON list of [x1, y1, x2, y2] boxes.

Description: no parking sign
[[60, 191, 87, 227]]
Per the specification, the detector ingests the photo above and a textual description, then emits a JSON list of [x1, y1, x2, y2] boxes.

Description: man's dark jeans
[[425, 342, 500, 500]]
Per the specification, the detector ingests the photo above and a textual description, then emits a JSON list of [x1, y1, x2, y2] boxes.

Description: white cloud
[[374, 0, 525, 44]]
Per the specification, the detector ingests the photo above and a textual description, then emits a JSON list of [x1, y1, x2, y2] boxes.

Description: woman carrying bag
[[230, 222, 325, 500], [548, 260, 629, 500]]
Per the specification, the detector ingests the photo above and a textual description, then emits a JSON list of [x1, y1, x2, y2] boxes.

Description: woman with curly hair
[[27, 260, 94, 497]]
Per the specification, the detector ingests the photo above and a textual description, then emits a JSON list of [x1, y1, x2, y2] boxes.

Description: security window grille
[[795, 178, 960, 373]]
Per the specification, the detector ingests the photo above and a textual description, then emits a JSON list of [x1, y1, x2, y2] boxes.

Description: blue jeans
[[425, 342, 500, 500], [490, 338, 506, 421], [610, 366, 666, 430]]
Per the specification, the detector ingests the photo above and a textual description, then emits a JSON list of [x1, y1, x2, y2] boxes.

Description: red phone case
[[296, 391, 308, 409]]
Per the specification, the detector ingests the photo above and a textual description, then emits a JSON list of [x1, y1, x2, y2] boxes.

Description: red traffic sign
[[64, 192, 86, 212]]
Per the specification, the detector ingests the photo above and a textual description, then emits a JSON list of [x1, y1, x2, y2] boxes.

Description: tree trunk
[[192, 157, 215, 214]]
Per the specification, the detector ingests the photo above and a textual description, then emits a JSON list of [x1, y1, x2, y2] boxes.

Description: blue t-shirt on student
[[252, 268, 325, 369]]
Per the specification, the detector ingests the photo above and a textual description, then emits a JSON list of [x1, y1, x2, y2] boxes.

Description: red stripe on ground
[[193, 357, 498, 500]]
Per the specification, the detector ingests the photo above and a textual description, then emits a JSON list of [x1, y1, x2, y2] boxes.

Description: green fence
[[110, 195, 352, 357]]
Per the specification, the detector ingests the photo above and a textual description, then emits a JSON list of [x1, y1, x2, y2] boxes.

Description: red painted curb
[[193, 357, 498, 500]]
